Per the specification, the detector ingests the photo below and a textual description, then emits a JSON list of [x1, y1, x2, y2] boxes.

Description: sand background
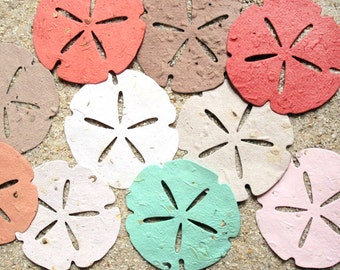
[[0, 0, 339, 269]]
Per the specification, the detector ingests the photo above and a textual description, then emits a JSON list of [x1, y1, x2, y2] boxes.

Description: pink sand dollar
[[16, 161, 121, 270], [256, 148, 340, 268]]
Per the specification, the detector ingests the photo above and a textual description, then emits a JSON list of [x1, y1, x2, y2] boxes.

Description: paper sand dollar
[[33, 0, 145, 84], [0, 43, 59, 153], [16, 160, 121, 270], [0, 142, 38, 245], [65, 70, 178, 189], [176, 79, 294, 201], [137, 0, 241, 93], [126, 159, 240, 270], [226, 0, 340, 114], [256, 148, 340, 268]]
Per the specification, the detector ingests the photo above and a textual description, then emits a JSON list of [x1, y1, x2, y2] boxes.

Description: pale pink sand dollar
[[256, 148, 340, 268], [65, 70, 178, 189], [176, 79, 293, 201], [16, 160, 121, 270]]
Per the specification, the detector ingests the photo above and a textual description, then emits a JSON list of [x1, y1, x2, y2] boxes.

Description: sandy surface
[[0, 0, 339, 269]]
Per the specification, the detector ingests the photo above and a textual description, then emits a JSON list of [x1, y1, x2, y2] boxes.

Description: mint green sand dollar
[[126, 159, 240, 270]]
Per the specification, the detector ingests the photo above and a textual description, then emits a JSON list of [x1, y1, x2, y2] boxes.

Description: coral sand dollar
[[0, 142, 38, 244], [33, 0, 145, 84]]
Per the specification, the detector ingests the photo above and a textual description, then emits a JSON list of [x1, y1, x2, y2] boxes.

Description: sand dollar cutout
[[33, 0, 145, 84], [226, 0, 340, 114], [0, 142, 38, 244], [177, 79, 294, 201], [16, 160, 121, 270], [256, 148, 340, 268], [138, 0, 241, 93], [0, 43, 59, 153], [126, 159, 240, 270], [65, 70, 178, 189]]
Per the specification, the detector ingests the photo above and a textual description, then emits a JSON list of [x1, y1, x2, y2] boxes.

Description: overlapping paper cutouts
[[0, 142, 38, 245], [0, 43, 59, 153], [16, 160, 121, 270], [257, 148, 340, 268], [65, 70, 178, 189], [126, 159, 240, 270], [226, 0, 340, 114], [137, 0, 241, 93], [33, 0, 145, 84], [177, 79, 294, 201]]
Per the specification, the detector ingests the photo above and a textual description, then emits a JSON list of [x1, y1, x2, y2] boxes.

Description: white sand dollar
[[177, 79, 294, 201], [16, 161, 121, 270], [65, 70, 178, 189]]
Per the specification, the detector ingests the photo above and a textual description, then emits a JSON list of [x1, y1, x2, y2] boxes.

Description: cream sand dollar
[[65, 70, 178, 188], [176, 79, 294, 201], [16, 161, 121, 270]]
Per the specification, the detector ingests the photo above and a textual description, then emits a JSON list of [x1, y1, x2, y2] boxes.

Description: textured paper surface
[[65, 70, 178, 189], [0, 43, 59, 153], [226, 0, 340, 114], [138, 0, 241, 93], [126, 159, 240, 270], [0, 142, 37, 244], [17, 160, 121, 270], [177, 79, 294, 201], [33, 0, 145, 84], [257, 148, 340, 268]]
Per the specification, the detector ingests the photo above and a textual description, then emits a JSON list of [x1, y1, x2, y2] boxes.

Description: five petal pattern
[[226, 0, 340, 114], [16, 160, 121, 270], [126, 159, 240, 270], [65, 70, 178, 188], [256, 148, 340, 268], [177, 79, 294, 201], [138, 0, 241, 93], [33, 0, 145, 84]]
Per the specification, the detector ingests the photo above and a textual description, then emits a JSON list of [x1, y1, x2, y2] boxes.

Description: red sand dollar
[[226, 0, 340, 114], [33, 0, 145, 84], [0, 142, 38, 244]]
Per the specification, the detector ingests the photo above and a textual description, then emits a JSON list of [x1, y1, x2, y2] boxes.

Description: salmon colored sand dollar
[[126, 159, 240, 270], [33, 0, 145, 84], [0, 43, 59, 153], [16, 160, 121, 270], [176, 79, 293, 202], [226, 0, 340, 114], [256, 148, 340, 268], [0, 142, 38, 245], [65, 70, 178, 189], [137, 0, 241, 93]]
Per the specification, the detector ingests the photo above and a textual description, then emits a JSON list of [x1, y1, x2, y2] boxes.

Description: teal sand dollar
[[126, 159, 240, 270]]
